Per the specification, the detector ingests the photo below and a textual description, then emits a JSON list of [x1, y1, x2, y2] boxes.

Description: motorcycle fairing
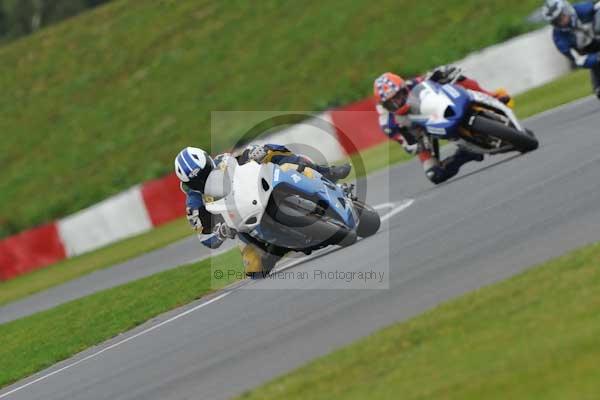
[[409, 81, 471, 139]]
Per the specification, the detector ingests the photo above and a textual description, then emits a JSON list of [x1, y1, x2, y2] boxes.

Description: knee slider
[[425, 166, 446, 185]]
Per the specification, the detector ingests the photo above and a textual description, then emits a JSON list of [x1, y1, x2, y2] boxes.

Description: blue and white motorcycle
[[204, 156, 380, 277], [408, 79, 538, 156]]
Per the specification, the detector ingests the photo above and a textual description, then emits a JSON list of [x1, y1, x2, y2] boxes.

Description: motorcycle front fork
[[341, 183, 357, 201], [417, 135, 441, 170]]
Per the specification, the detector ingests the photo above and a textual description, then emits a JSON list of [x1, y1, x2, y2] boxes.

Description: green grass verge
[[0, 249, 243, 389], [237, 242, 600, 400], [1, 68, 592, 307], [0, 0, 543, 237], [515, 69, 592, 119], [0, 217, 190, 307]]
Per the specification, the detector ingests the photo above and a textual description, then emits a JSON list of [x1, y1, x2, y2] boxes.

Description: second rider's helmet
[[542, 0, 576, 30], [373, 72, 410, 114]]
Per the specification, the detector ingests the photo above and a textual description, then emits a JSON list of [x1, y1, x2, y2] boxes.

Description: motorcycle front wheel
[[353, 201, 381, 238]]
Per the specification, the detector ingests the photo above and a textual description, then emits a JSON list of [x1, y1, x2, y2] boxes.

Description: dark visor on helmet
[[382, 87, 409, 112]]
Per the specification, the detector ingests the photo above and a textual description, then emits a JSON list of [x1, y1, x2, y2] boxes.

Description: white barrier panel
[[58, 186, 153, 257], [250, 112, 346, 164], [457, 27, 571, 95]]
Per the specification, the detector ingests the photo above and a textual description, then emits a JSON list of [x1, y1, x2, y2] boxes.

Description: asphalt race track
[[2, 97, 600, 400]]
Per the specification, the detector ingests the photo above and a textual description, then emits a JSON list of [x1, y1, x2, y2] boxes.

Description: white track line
[[373, 202, 395, 211], [0, 292, 231, 399], [380, 199, 415, 222]]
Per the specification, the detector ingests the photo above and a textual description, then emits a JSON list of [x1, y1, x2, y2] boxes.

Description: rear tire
[[470, 116, 538, 153], [353, 201, 381, 238]]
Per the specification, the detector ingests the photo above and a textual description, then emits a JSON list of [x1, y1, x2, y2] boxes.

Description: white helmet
[[174, 147, 215, 191], [542, 0, 576, 28]]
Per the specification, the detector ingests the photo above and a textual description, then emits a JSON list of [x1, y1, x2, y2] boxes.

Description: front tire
[[470, 116, 538, 153], [353, 201, 381, 238]]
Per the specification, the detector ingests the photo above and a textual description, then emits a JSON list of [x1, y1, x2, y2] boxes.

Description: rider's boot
[[322, 163, 351, 182], [425, 148, 483, 185], [420, 150, 445, 185], [241, 243, 283, 279], [442, 147, 484, 173], [493, 88, 514, 108]]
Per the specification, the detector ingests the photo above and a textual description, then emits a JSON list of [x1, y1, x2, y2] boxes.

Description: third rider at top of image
[[542, 0, 600, 100]]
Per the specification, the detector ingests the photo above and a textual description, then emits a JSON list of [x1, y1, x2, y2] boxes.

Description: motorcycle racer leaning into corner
[[374, 65, 513, 185], [174, 145, 352, 275], [542, 0, 600, 99]]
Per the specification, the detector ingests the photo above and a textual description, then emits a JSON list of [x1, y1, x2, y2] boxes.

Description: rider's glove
[[391, 131, 418, 155], [402, 142, 419, 155], [214, 222, 236, 240], [428, 65, 460, 84], [201, 235, 225, 249], [213, 153, 232, 168], [186, 207, 203, 232]]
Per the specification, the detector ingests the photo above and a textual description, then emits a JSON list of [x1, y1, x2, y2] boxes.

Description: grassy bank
[[0, 0, 543, 237], [238, 241, 600, 400], [0, 249, 243, 389], [515, 69, 592, 118]]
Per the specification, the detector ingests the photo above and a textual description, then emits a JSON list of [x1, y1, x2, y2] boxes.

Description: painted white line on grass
[[0, 291, 231, 399]]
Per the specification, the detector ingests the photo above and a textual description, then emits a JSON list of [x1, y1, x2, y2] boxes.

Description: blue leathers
[[550, 1, 600, 98], [182, 181, 226, 249], [552, 2, 600, 67]]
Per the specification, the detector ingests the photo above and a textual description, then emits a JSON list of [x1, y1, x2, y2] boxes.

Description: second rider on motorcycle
[[374, 65, 512, 184]]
